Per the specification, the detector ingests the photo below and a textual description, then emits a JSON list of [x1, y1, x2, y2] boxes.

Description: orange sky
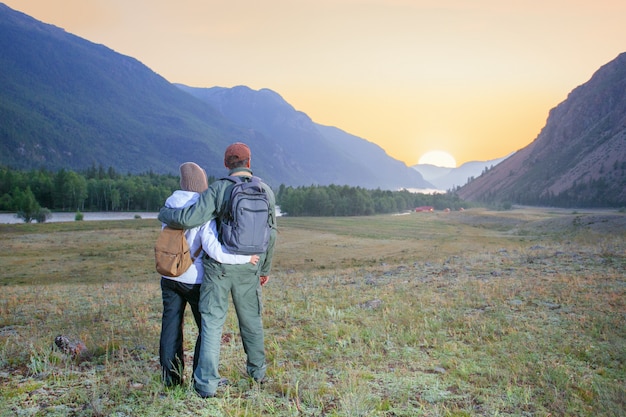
[[4, 0, 626, 167]]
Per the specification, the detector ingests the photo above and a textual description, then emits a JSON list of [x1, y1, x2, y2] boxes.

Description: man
[[158, 162, 258, 387], [158, 142, 277, 398]]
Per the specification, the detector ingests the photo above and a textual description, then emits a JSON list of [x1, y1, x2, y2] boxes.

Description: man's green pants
[[193, 261, 266, 395]]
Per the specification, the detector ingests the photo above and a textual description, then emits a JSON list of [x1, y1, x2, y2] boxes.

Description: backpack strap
[[191, 246, 203, 261], [220, 175, 261, 184]]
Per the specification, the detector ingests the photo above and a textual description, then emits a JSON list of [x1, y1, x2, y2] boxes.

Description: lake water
[[0, 212, 159, 224], [1, 206, 283, 224]]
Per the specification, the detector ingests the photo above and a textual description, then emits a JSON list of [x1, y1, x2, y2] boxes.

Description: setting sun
[[418, 150, 457, 168]]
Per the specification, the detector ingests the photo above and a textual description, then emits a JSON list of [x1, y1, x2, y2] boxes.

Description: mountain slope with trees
[[457, 52, 626, 207], [0, 4, 429, 190], [0, 4, 239, 178]]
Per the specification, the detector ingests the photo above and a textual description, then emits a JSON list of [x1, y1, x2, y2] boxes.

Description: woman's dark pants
[[159, 278, 202, 386]]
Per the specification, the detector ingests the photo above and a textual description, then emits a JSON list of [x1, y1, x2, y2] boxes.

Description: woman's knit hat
[[179, 162, 208, 193]]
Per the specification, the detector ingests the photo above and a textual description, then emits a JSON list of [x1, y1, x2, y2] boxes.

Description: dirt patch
[[517, 214, 626, 236], [453, 208, 626, 236]]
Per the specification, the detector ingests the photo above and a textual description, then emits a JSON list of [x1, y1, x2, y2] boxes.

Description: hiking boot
[[194, 388, 215, 399], [253, 376, 268, 384]]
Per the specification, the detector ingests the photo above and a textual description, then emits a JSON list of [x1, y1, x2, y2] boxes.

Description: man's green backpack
[[154, 227, 201, 277]]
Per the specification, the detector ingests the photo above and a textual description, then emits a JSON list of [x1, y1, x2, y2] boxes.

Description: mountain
[[0, 4, 240, 178], [0, 4, 429, 190], [175, 84, 431, 189], [457, 53, 626, 207], [413, 154, 511, 191]]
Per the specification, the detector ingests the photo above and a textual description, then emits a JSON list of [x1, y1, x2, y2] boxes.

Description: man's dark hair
[[225, 157, 249, 170]]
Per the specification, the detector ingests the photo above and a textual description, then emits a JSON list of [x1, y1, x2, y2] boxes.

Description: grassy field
[[0, 207, 624, 416]]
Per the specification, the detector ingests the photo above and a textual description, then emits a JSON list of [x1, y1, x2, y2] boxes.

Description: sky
[[5, 1, 626, 167]]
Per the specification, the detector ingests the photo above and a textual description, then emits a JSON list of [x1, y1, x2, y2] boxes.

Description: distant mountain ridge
[[412, 154, 511, 191], [0, 3, 430, 190], [457, 52, 626, 207], [175, 84, 430, 189]]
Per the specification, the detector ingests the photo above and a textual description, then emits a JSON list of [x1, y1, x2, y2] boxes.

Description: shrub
[[15, 187, 41, 223], [34, 208, 51, 223]]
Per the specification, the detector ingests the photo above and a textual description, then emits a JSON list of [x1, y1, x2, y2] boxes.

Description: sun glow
[[418, 150, 457, 168]]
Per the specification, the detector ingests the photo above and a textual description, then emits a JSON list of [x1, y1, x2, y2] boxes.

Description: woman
[[159, 162, 259, 386]]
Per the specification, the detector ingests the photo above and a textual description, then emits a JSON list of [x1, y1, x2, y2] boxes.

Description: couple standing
[[158, 142, 277, 398]]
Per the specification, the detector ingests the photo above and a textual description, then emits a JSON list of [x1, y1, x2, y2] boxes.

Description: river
[[0, 212, 159, 224]]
